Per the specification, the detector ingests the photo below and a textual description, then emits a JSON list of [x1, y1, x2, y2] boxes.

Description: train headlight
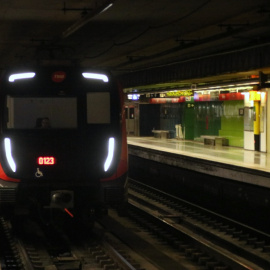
[[4, 138, 16, 172], [104, 137, 115, 172], [82, 72, 109, 83], [8, 72, 35, 82]]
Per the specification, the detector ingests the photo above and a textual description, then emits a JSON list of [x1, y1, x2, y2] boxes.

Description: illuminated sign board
[[51, 71, 66, 83], [127, 94, 139, 100], [249, 91, 261, 101], [166, 90, 193, 97], [37, 157, 55, 165]]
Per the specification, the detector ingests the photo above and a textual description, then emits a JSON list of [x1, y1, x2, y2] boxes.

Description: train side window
[[86, 92, 110, 124]]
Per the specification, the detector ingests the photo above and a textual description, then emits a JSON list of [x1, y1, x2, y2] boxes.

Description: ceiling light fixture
[[100, 3, 113, 13], [62, 0, 115, 38]]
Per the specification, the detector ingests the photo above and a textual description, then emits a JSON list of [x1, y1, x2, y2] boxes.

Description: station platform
[[127, 136, 270, 189]]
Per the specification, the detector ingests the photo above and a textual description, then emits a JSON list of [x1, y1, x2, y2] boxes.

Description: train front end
[[0, 67, 128, 220]]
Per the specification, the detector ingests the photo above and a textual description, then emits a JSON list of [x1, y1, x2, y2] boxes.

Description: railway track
[[0, 213, 154, 270], [125, 178, 270, 270], [1, 178, 269, 270]]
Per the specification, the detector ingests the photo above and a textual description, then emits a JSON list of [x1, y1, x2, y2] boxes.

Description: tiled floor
[[127, 136, 270, 173]]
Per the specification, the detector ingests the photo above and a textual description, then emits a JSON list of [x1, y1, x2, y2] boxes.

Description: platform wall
[[139, 100, 244, 146], [219, 100, 244, 147], [129, 154, 270, 232]]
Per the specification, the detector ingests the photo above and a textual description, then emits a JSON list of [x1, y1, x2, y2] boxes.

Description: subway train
[[0, 66, 128, 223]]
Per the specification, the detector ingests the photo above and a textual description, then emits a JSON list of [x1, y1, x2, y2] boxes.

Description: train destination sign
[[37, 156, 55, 165]]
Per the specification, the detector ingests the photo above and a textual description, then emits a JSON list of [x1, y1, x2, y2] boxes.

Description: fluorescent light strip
[[9, 72, 35, 82], [104, 137, 115, 172], [4, 138, 16, 172], [82, 72, 109, 83], [100, 3, 113, 13]]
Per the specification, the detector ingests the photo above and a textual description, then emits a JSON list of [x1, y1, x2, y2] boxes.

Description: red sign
[[149, 97, 187, 104], [37, 157, 55, 165], [51, 71, 66, 83]]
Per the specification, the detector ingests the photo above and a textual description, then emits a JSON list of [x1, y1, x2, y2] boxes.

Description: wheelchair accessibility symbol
[[35, 168, 43, 178]]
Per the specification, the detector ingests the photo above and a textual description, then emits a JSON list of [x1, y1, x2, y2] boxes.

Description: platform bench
[[201, 135, 228, 146], [152, 130, 170, 139]]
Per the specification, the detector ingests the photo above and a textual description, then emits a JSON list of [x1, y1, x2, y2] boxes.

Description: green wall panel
[[184, 103, 195, 140], [141, 99, 244, 147], [193, 102, 222, 138], [219, 100, 244, 147]]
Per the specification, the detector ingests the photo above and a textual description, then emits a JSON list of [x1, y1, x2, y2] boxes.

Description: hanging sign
[[166, 90, 193, 97]]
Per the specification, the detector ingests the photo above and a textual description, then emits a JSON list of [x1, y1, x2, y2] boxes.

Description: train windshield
[[5, 92, 111, 129], [5, 96, 77, 129]]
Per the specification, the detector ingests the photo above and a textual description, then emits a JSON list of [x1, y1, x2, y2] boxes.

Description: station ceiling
[[1, 0, 270, 89]]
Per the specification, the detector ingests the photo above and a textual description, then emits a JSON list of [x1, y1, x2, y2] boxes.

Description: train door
[[125, 105, 135, 135]]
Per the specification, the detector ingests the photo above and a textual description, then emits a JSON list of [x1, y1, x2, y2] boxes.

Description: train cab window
[[86, 92, 110, 124], [5, 96, 77, 129]]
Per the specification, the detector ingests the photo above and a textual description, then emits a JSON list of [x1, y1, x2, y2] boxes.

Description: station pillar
[[253, 100, 260, 151]]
